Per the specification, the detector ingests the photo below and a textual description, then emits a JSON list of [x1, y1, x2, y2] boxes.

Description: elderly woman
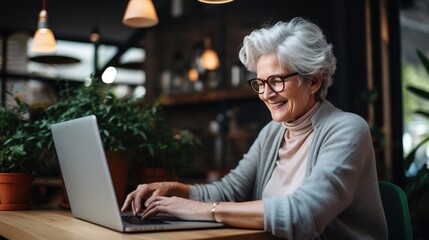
[[122, 17, 387, 239]]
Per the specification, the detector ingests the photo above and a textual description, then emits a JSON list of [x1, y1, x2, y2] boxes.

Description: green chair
[[379, 181, 413, 240]]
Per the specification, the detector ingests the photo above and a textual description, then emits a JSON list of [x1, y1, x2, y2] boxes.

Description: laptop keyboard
[[122, 215, 170, 225]]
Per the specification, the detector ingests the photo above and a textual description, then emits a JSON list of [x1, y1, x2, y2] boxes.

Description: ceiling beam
[[94, 29, 147, 79]]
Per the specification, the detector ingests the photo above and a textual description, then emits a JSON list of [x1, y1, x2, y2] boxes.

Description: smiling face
[[256, 53, 321, 123]]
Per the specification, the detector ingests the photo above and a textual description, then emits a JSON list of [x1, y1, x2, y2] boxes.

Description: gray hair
[[239, 17, 336, 100]]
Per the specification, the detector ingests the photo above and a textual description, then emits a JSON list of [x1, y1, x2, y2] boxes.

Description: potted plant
[[0, 98, 46, 210], [43, 80, 200, 204], [134, 128, 202, 184]]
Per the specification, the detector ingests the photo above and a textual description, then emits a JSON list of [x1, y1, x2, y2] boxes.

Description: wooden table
[[0, 210, 277, 240]]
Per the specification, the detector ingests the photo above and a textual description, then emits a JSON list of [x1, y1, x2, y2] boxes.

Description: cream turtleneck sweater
[[262, 101, 321, 198]]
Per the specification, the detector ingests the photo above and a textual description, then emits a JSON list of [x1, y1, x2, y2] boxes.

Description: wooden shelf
[[161, 87, 258, 106]]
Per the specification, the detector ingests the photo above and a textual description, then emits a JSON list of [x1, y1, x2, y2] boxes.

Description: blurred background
[[0, 0, 428, 209]]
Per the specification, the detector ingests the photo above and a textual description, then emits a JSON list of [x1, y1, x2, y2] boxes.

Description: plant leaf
[[405, 136, 429, 169], [417, 49, 429, 78], [407, 86, 429, 100], [413, 110, 429, 119]]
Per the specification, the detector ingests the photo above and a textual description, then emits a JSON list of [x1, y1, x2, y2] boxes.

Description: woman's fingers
[[140, 196, 213, 222], [144, 190, 162, 207], [121, 190, 136, 212], [141, 196, 165, 218], [121, 184, 151, 213], [122, 182, 186, 215], [131, 201, 136, 215]]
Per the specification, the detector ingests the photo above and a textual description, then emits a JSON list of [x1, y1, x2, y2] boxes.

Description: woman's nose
[[261, 84, 275, 100]]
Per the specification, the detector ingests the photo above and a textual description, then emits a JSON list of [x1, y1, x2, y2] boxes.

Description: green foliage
[[402, 51, 429, 125], [140, 129, 202, 175], [0, 98, 45, 175], [44, 80, 200, 175], [0, 79, 201, 177], [403, 50, 429, 239], [404, 50, 429, 169]]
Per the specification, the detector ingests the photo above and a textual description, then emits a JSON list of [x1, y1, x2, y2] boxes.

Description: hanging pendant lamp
[[122, 0, 159, 28], [198, 0, 234, 4], [32, 0, 57, 53], [199, 37, 220, 70]]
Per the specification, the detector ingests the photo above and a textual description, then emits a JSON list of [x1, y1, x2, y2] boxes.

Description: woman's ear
[[310, 75, 323, 93]]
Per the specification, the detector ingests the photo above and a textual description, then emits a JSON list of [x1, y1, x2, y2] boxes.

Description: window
[[400, 0, 429, 176], [27, 39, 146, 85], [1, 34, 147, 107]]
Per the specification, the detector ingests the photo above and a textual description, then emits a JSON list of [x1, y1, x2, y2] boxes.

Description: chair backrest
[[379, 181, 413, 240]]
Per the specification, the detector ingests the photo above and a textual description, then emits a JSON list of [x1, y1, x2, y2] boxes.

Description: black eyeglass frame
[[247, 72, 300, 94]]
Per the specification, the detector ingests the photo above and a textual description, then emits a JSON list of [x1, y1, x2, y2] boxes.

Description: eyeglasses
[[247, 72, 300, 94]]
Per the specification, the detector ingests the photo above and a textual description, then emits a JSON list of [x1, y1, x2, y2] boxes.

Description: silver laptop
[[51, 115, 224, 232]]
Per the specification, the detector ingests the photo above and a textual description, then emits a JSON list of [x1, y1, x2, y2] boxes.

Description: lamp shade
[[122, 0, 159, 28], [198, 0, 234, 4], [199, 49, 220, 70], [32, 9, 56, 53]]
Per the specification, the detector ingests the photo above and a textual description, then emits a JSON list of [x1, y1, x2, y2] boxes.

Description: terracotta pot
[[0, 173, 31, 210], [105, 151, 129, 206], [136, 168, 178, 184]]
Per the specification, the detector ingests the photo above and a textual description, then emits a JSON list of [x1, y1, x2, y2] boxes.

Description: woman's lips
[[270, 101, 287, 109]]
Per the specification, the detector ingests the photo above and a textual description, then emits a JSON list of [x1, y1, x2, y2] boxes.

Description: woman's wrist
[[169, 182, 190, 198], [211, 202, 221, 222]]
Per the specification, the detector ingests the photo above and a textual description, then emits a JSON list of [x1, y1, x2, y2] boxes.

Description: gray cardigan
[[189, 100, 388, 240]]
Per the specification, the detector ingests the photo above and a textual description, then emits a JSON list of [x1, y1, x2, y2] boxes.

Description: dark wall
[[141, 0, 373, 177], [145, 0, 369, 115]]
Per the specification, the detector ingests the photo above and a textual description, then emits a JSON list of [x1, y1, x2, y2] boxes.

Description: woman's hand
[[120, 182, 189, 215], [142, 196, 213, 221], [143, 197, 265, 229]]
